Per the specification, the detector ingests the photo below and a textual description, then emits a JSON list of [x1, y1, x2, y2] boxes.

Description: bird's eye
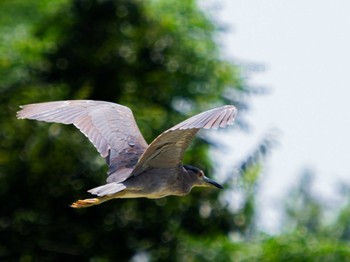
[[198, 171, 204, 178]]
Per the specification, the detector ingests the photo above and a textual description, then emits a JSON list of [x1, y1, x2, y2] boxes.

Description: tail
[[87, 182, 126, 197]]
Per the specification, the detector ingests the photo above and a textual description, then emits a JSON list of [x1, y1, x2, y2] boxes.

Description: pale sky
[[206, 0, 350, 232]]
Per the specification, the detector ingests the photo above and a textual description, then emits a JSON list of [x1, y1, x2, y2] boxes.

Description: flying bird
[[17, 100, 237, 208]]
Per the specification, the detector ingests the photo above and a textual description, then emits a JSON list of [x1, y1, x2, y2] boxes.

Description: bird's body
[[17, 100, 237, 208], [104, 167, 191, 199]]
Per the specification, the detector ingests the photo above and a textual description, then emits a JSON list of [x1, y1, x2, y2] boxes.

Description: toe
[[70, 198, 99, 208]]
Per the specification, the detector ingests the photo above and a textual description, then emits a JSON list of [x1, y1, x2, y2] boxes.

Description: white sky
[[206, 0, 350, 232]]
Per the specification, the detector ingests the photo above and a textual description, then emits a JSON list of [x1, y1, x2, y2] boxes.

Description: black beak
[[204, 176, 223, 189]]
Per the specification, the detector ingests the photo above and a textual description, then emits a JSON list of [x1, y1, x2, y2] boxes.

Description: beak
[[203, 176, 223, 189]]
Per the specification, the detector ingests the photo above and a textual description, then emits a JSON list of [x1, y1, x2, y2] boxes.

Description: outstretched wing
[[17, 100, 148, 183], [131, 105, 237, 176]]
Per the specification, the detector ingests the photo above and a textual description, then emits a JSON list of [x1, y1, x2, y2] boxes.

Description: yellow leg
[[70, 195, 114, 208]]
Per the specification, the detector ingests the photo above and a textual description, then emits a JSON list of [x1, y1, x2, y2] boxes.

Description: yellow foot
[[70, 198, 100, 208]]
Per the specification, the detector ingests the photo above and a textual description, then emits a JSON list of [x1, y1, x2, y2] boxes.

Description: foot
[[70, 198, 100, 208]]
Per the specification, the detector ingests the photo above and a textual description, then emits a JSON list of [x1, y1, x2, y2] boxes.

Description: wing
[[17, 100, 148, 183], [131, 105, 237, 176]]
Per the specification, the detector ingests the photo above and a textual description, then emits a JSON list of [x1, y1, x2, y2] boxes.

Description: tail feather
[[88, 182, 126, 197]]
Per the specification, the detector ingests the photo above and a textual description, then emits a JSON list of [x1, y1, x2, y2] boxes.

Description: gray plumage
[[17, 100, 237, 208]]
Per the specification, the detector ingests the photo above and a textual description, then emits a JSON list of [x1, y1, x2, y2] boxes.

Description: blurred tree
[[284, 170, 323, 233], [0, 0, 256, 260], [255, 171, 350, 261]]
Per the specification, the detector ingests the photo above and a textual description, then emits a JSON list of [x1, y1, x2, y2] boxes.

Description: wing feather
[[131, 105, 237, 176], [17, 100, 148, 183]]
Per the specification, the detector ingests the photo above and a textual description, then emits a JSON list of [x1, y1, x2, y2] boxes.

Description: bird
[[17, 100, 237, 208]]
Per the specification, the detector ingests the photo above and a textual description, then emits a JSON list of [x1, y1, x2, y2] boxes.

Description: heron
[[17, 100, 237, 208]]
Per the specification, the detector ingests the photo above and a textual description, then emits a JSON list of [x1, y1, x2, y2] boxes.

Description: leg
[[70, 195, 115, 208]]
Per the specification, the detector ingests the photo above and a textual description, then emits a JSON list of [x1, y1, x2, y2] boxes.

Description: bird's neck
[[180, 168, 196, 194]]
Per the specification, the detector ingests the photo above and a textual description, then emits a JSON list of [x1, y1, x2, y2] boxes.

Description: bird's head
[[183, 165, 223, 190]]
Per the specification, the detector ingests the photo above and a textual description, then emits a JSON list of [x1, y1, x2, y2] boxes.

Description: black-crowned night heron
[[17, 100, 237, 208]]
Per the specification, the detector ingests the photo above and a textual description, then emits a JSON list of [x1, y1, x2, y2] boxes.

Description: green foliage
[[259, 232, 350, 261], [273, 171, 350, 261], [0, 0, 252, 260]]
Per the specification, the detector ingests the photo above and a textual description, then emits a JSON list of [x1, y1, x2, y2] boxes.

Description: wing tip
[[169, 104, 238, 131], [203, 104, 237, 130], [16, 108, 26, 119]]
